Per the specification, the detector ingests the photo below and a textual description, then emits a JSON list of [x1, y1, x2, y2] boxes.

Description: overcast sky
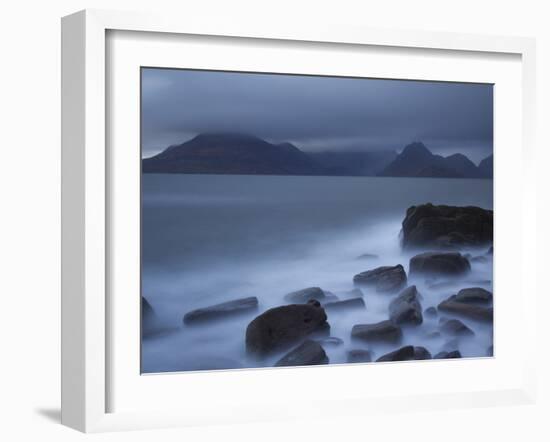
[[141, 68, 493, 164]]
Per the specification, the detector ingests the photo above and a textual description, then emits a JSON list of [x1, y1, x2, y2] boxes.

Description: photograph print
[[141, 68, 494, 373]]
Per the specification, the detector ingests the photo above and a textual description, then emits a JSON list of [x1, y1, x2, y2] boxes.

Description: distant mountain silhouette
[[309, 150, 397, 176], [379, 142, 489, 178], [142, 133, 323, 175], [478, 154, 493, 178], [142, 135, 491, 179]]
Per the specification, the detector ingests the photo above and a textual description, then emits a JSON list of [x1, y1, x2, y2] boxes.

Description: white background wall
[[0, 0, 548, 440]]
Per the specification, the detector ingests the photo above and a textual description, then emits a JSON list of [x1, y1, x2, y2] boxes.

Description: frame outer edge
[[61, 10, 87, 432]]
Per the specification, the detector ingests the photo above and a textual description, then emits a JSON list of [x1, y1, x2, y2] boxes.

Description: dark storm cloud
[[141, 68, 493, 163]]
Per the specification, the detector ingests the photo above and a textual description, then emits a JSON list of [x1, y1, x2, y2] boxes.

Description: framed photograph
[[61, 9, 538, 432]]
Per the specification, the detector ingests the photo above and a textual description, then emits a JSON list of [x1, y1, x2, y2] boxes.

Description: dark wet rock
[[376, 345, 416, 362], [424, 306, 437, 317], [183, 296, 259, 324], [487, 246, 493, 255], [324, 297, 366, 312], [409, 252, 471, 277], [351, 320, 402, 343], [401, 203, 493, 249], [246, 303, 328, 355], [454, 287, 493, 305], [414, 346, 432, 360], [317, 337, 344, 346], [275, 340, 329, 367], [353, 265, 407, 293], [347, 349, 373, 363], [283, 287, 328, 304], [356, 253, 379, 260], [439, 318, 475, 336], [434, 350, 462, 359], [438, 296, 493, 322], [487, 345, 494, 356], [389, 285, 423, 325]]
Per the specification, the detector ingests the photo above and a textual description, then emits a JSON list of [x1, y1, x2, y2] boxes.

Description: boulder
[[284, 287, 326, 304], [351, 320, 402, 343], [409, 252, 471, 277], [183, 296, 259, 324], [389, 285, 423, 325], [413, 346, 432, 360], [246, 301, 328, 355], [347, 349, 373, 363], [401, 203, 493, 249], [356, 253, 379, 260], [275, 340, 329, 367], [438, 296, 493, 322], [434, 350, 462, 359], [424, 306, 438, 317], [376, 345, 415, 362], [324, 297, 366, 312], [353, 265, 407, 293], [439, 318, 475, 336], [454, 287, 493, 304]]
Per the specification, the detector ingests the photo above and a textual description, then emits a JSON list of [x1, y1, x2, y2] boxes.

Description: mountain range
[[142, 133, 493, 179]]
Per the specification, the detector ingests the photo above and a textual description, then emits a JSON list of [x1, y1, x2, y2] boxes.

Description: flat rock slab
[[439, 318, 475, 336], [324, 297, 366, 312], [284, 287, 326, 304], [401, 203, 493, 249], [246, 302, 328, 355], [347, 349, 373, 363], [389, 285, 423, 325], [275, 340, 329, 367], [183, 296, 259, 324], [438, 296, 493, 322], [454, 287, 493, 304], [409, 252, 471, 277], [353, 265, 407, 293], [351, 320, 402, 343]]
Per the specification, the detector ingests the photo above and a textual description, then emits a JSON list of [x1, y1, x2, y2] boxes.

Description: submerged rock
[[351, 320, 402, 343], [353, 265, 407, 293], [183, 296, 259, 324], [438, 296, 493, 322], [454, 287, 493, 304], [275, 340, 329, 367], [487, 246, 493, 255], [316, 337, 344, 347], [284, 287, 326, 304], [142, 296, 178, 338], [409, 252, 471, 277], [356, 253, 379, 260], [376, 345, 415, 362], [246, 302, 328, 355], [424, 306, 438, 317], [401, 203, 493, 249], [389, 285, 423, 325], [439, 318, 475, 336], [434, 350, 462, 359], [347, 349, 373, 363], [324, 297, 366, 312]]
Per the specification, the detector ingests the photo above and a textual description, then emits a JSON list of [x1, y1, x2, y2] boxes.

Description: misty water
[[141, 174, 493, 373]]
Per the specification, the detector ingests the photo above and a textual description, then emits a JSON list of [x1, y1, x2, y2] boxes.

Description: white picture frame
[[61, 9, 538, 433]]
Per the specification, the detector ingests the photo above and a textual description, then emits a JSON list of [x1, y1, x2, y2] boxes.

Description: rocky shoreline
[[143, 203, 494, 369]]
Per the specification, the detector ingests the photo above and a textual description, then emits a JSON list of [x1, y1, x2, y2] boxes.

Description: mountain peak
[[401, 142, 432, 157]]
